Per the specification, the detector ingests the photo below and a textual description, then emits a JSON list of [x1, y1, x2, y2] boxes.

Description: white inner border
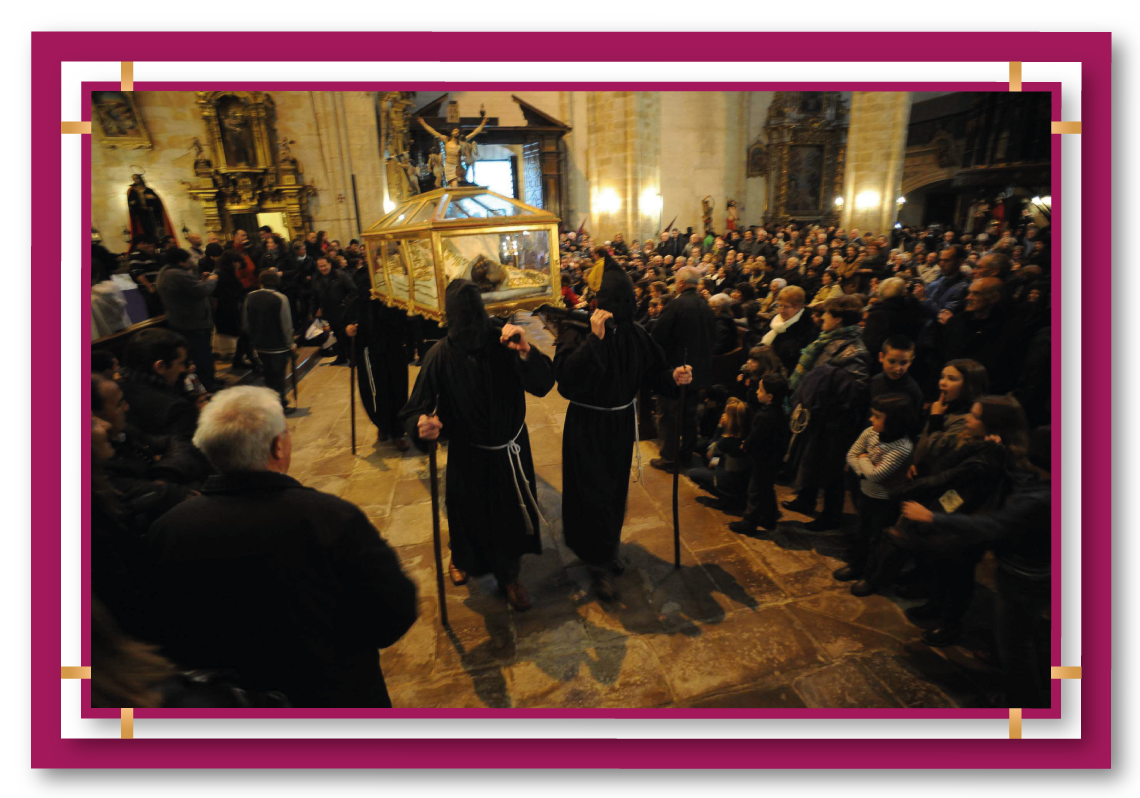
[[60, 59, 1082, 741]]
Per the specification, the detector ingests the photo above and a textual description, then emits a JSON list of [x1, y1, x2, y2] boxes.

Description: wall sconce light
[[1040, 196, 1051, 206], [896, 196, 906, 205], [640, 189, 662, 215], [855, 191, 881, 210], [597, 187, 622, 214], [383, 199, 396, 213], [833, 196, 845, 208]]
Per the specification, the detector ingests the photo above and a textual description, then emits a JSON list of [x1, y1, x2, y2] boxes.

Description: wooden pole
[[429, 440, 449, 627]]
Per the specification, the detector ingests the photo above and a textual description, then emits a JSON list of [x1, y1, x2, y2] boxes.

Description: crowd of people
[[88, 210, 1053, 710], [553, 216, 1052, 707]]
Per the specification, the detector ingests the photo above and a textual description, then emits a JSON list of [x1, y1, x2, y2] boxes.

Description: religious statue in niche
[[800, 92, 824, 114], [701, 196, 714, 233], [127, 173, 175, 242], [218, 99, 257, 167], [725, 199, 739, 232], [418, 106, 489, 186], [92, 90, 152, 149]]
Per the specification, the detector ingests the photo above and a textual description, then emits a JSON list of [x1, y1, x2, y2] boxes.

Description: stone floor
[[281, 316, 1008, 709]]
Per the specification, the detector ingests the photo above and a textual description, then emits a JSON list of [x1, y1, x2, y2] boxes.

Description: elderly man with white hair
[[147, 386, 417, 707]]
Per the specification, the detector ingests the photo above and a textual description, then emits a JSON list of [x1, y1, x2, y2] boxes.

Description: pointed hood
[[445, 278, 492, 353], [593, 252, 636, 324]]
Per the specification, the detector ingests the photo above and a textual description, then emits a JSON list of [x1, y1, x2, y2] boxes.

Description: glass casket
[[361, 186, 561, 321]]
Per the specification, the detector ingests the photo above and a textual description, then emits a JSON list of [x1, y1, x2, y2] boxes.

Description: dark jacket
[[651, 287, 717, 389], [768, 313, 820, 375], [156, 265, 215, 331], [120, 373, 199, 440], [718, 402, 787, 473], [713, 313, 739, 356], [243, 288, 294, 353], [937, 307, 1026, 393], [310, 269, 358, 326], [147, 470, 418, 708]]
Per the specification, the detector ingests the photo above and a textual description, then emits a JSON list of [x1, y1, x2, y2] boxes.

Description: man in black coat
[[651, 266, 717, 471], [937, 277, 1026, 394], [119, 328, 202, 440], [148, 386, 417, 708], [310, 255, 358, 365]]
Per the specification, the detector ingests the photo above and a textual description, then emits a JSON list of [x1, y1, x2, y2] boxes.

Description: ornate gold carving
[[764, 92, 849, 225], [186, 92, 313, 241]]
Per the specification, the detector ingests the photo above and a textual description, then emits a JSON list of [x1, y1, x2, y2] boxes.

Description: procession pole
[[673, 349, 687, 569], [290, 349, 298, 405], [429, 438, 449, 627], [349, 336, 357, 455]]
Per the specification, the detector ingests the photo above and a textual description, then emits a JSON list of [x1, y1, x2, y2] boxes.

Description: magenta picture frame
[[33, 31, 1110, 768]]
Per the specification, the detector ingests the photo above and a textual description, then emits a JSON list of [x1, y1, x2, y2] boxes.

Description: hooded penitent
[[445, 278, 492, 353], [593, 253, 637, 324]]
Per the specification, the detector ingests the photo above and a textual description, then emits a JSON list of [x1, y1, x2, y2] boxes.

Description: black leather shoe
[[905, 602, 943, 624], [804, 516, 843, 531], [649, 458, 677, 473], [728, 520, 757, 535], [850, 580, 876, 597], [781, 498, 817, 515], [833, 566, 860, 582], [922, 626, 961, 647]]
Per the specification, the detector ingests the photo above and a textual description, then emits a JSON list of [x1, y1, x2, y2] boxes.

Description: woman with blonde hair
[[685, 396, 753, 510]]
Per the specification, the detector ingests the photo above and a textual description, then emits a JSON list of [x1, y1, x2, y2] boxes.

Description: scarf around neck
[[789, 323, 862, 393]]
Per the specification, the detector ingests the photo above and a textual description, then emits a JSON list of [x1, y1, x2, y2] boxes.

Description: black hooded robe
[[351, 274, 411, 439], [555, 257, 678, 566], [399, 280, 555, 582]]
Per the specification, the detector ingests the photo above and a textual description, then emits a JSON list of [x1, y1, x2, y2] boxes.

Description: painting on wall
[[787, 144, 824, 213], [91, 91, 152, 149]]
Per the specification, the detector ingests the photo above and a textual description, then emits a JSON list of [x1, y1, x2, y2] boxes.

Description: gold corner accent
[[121, 62, 134, 92], [121, 708, 134, 739], [1051, 666, 1083, 679], [1052, 121, 1082, 134], [1009, 62, 1022, 92], [60, 666, 91, 679], [1009, 708, 1022, 739], [61, 121, 92, 135]]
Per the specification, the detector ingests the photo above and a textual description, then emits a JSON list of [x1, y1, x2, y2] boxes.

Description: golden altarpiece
[[185, 91, 314, 241], [763, 92, 849, 226]]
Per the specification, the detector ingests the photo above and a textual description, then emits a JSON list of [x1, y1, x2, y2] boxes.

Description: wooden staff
[[427, 397, 448, 626], [673, 348, 688, 569], [290, 348, 298, 405], [349, 335, 357, 455]]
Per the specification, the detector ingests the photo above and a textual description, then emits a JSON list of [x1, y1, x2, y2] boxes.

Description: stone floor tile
[[793, 659, 902, 709], [786, 604, 911, 660], [860, 652, 958, 708], [646, 608, 827, 702], [682, 684, 808, 709]]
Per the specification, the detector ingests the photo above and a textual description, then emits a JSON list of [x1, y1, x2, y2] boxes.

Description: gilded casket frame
[[362, 187, 562, 323]]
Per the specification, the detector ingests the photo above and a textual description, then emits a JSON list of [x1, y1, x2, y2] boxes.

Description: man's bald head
[[675, 266, 701, 288], [966, 277, 1003, 316]]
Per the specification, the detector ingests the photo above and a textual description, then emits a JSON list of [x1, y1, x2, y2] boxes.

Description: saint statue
[[418, 107, 488, 186], [220, 105, 256, 167], [701, 196, 714, 233], [392, 152, 421, 198], [725, 199, 739, 232], [127, 174, 174, 243]]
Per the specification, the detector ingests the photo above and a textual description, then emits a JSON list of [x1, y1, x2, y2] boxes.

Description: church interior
[[89, 89, 1054, 710]]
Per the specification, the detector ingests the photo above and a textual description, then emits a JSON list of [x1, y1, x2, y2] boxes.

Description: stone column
[[585, 91, 661, 242], [840, 92, 911, 236]]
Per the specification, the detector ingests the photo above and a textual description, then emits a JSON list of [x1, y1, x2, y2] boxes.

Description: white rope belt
[[567, 397, 643, 483], [471, 424, 546, 535], [362, 346, 378, 415]]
